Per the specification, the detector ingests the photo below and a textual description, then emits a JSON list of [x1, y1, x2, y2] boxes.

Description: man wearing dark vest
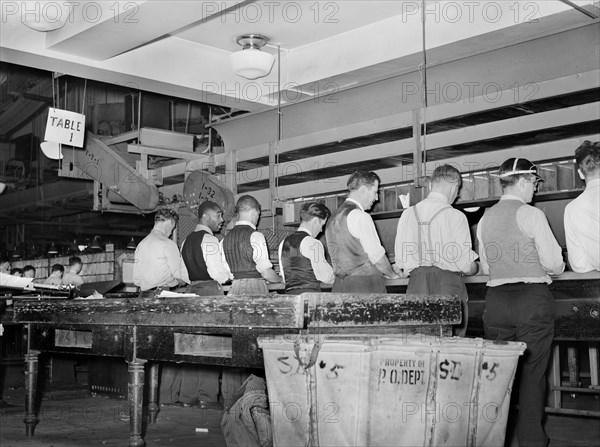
[[222, 195, 281, 295], [394, 165, 478, 336], [278, 202, 334, 293], [477, 158, 564, 447], [325, 171, 398, 293], [180, 201, 232, 296]]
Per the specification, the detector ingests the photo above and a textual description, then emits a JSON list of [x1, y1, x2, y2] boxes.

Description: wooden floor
[[1, 364, 599, 447]]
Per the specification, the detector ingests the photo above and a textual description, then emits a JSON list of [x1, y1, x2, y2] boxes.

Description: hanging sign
[[44, 108, 86, 148]]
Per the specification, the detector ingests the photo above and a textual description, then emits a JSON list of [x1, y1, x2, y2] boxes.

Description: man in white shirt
[[222, 195, 281, 296], [180, 201, 232, 296], [133, 208, 189, 297], [62, 256, 84, 287], [564, 140, 600, 273], [395, 165, 478, 336], [325, 170, 398, 293], [477, 157, 564, 447], [278, 202, 334, 293]]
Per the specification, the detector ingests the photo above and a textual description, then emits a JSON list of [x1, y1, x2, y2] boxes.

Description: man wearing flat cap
[[477, 157, 564, 447]]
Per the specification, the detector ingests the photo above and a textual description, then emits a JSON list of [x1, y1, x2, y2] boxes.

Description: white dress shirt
[[180, 224, 233, 284], [477, 194, 565, 286], [564, 178, 600, 273], [345, 199, 387, 265], [395, 192, 478, 275], [277, 227, 335, 285], [62, 271, 84, 287], [133, 229, 189, 291], [221, 220, 273, 276]]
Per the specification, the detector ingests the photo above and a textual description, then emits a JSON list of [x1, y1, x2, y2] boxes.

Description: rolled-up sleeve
[[347, 209, 386, 264], [300, 237, 335, 284], [250, 231, 273, 273], [164, 240, 189, 285], [203, 234, 233, 283], [518, 206, 565, 276]]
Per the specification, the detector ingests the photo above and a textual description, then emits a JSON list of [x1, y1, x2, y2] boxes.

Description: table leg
[[24, 350, 40, 437], [128, 359, 146, 447], [148, 363, 159, 424]]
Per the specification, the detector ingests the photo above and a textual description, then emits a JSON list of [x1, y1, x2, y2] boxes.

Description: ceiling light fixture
[[90, 236, 102, 250], [22, 1, 70, 32], [230, 34, 275, 80], [47, 243, 58, 255], [126, 237, 137, 250]]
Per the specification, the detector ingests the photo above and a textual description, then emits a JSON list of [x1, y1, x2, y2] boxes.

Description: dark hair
[[10, 267, 22, 275], [68, 256, 82, 267], [23, 265, 36, 275], [575, 140, 600, 177], [51, 264, 64, 274], [431, 165, 461, 185], [155, 208, 179, 224], [347, 171, 380, 191], [498, 157, 540, 188], [197, 201, 222, 219], [235, 195, 261, 214], [299, 202, 331, 222], [0, 254, 10, 265]]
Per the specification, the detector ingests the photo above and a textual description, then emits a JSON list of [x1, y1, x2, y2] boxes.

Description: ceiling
[[2, 1, 598, 113], [1, 0, 599, 256]]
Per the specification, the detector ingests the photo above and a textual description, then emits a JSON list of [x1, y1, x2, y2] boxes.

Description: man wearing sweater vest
[[564, 140, 600, 272], [278, 202, 335, 293], [477, 157, 564, 447], [325, 171, 398, 293], [222, 195, 281, 295], [394, 165, 479, 337], [180, 201, 232, 296]]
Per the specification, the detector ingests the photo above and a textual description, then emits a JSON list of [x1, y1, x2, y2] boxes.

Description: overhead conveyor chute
[[61, 131, 159, 211]]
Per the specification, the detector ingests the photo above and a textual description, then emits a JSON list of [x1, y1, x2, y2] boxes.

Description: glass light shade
[[229, 49, 275, 80], [47, 243, 58, 255]]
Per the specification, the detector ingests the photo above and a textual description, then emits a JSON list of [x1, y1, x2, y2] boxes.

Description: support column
[[24, 350, 40, 437], [148, 363, 160, 424], [128, 359, 147, 447]]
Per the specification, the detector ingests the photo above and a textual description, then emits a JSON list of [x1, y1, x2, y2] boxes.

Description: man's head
[[0, 255, 10, 273], [23, 265, 36, 278], [68, 256, 83, 274], [154, 208, 179, 237], [299, 202, 331, 237], [430, 165, 462, 203], [235, 195, 261, 225], [10, 267, 23, 277], [347, 171, 380, 210], [198, 201, 224, 233], [575, 140, 600, 182], [50, 263, 64, 278], [498, 158, 542, 203]]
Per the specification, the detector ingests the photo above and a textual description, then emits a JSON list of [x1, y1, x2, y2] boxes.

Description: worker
[[0, 255, 10, 274], [9, 268, 22, 277], [394, 165, 478, 336], [44, 264, 64, 286], [477, 157, 564, 447], [22, 265, 36, 279], [564, 140, 600, 272], [222, 195, 281, 296], [180, 201, 232, 295], [133, 208, 189, 297], [62, 256, 84, 287], [177, 201, 232, 408], [278, 202, 334, 293], [325, 170, 398, 293], [220, 195, 281, 406]]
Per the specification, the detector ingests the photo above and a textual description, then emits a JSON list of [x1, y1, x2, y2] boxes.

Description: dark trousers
[[332, 274, 386, 293], [483, 283, 555, 447], [407, 266, 469, 337]]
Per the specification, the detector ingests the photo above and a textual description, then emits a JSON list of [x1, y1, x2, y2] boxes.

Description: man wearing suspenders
[[394, 165, 478, 336]]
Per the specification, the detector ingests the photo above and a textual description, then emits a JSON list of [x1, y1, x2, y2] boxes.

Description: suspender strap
[[412, 204, 451, 266]]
